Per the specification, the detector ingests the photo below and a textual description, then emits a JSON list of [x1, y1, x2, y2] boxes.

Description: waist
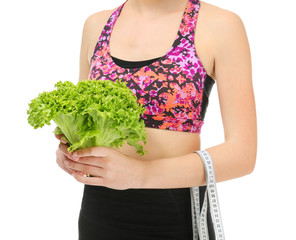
[[118, 127, 201, 161]]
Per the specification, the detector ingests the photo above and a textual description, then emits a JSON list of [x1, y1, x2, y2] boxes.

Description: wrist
[[136, 158, 165, 189], [138, 159, 150, 189]]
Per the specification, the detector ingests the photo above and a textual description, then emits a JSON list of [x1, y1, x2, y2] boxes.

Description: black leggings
[[78, 184, 214, 240]]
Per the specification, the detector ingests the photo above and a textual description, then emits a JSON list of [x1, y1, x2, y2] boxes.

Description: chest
[[87, 0, 215, 134], [107, 12, 190, 60]]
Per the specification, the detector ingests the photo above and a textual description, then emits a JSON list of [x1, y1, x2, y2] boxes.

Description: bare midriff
[[117, 127, 201, 161]]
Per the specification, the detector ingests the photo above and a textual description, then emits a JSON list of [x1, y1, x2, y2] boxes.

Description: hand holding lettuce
[[27, 79, 147, 156]]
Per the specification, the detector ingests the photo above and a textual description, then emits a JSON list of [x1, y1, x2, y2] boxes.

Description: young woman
[[55, 0, 257, 239]]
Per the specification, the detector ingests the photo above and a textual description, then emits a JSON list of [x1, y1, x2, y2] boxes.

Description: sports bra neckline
[[106, 0, 194, 71], [110, 55, 162, 69], [110, 55, 162, 63]]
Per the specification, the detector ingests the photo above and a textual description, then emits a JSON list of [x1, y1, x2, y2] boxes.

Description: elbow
[[229, 137, 257, 176], [247, 157, 256, 174], [245, 144, 257, 175]]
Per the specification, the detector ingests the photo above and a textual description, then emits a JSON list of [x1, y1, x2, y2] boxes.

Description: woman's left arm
[[139, 10, 257, 189]]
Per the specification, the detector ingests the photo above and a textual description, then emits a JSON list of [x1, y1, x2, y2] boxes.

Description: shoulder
[[81, 7, 117, 63], [199, 1, 249, 77], [82, 8, 115, 39], [199, 1, 246, 43], [199, 1, 245, 32]]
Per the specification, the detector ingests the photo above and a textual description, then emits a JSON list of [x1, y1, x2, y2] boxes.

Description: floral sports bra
[[88, 0, 215, 134]]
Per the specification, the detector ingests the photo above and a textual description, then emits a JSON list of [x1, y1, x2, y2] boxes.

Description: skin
[[55, 0, 257, 190]]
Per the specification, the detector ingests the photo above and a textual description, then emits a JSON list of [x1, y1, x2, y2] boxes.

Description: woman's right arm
[[78, 14, 92, 81], [79, 10, 115, 82]]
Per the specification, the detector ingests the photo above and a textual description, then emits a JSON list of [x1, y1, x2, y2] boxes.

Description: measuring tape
[[190, 150, 225, 240]]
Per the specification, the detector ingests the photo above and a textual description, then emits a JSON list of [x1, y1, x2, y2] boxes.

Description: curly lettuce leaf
[[27, 79, 147, 156]]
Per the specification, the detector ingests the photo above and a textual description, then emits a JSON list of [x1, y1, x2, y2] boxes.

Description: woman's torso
[[85, 0, 215, 161]]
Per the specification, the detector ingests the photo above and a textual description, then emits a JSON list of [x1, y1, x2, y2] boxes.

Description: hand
[[54, 127, 73, 175], [58, 144, 147, 190], [54, 127, 68, 144]]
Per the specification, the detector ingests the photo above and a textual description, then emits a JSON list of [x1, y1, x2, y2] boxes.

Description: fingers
[[59, 142, 108, 167], [54, 127, 68, 144], [54, 132, 66, 141], [55, 134, 68, 144], [75, 146, 109, 158], [55, 135, 105, 178], [58, 142, 75, 160], [57, 143, 105, 177], [72, 155, 109, 167], [65, 159, 105, 178], [57, 143, 89, 176], [72, 174, 105, 186], [56, 149, 74, 175]]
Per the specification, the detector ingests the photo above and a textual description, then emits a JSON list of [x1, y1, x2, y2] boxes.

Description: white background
[[1, 0, 295, 239]]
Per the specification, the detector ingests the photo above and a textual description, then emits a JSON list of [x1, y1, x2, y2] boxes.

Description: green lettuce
[[27, 79, 147, 156]]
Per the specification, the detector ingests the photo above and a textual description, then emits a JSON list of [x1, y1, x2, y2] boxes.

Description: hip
[[78, 184, 195, 237]]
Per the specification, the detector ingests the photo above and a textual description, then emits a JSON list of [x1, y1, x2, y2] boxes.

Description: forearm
[[140, 140, 256, 189]]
